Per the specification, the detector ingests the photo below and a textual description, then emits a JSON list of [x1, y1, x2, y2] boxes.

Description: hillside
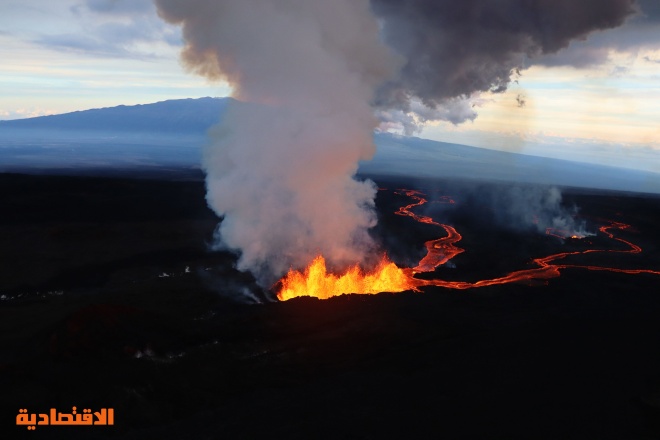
[[0, 97, 232, 134], [1, 98, 659, 194], [364, 133, 660, 194]]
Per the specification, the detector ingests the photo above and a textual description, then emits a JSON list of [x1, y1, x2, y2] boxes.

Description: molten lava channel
[[275, 189, 660, 301]]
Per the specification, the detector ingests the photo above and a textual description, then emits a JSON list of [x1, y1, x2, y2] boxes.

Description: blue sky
[[0, 0, 658, 172]]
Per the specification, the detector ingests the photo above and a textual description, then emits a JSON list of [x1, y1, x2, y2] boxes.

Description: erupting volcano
[[151, 0, 645, 290], [276, 188, 660, 300]]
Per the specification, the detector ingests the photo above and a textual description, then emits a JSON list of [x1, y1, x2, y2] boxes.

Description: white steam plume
[[154, 0, 400, 284]]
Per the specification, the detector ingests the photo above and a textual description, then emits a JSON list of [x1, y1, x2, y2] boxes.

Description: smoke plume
[[154, 0, 399, 284], [443, 184, 591, 237]]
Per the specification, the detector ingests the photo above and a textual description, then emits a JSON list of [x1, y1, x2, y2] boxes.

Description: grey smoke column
[[154, 0, 399, 284], [370, 0, 637, 121]]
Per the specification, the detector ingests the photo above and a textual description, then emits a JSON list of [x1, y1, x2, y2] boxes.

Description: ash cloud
[[370, 0, 637, 124]]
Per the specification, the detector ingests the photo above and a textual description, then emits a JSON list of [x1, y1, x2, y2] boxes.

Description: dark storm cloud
[[535, 26, 660, 68], [527, 0, 660, 68], [532, 45, 613, 68], [370, 0, 637, 107]]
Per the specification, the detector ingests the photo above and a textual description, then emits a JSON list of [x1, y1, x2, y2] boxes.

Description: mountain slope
[[363, 133, 660, 194], [1, 98, 658, 193], [0, 97, 232, 133]]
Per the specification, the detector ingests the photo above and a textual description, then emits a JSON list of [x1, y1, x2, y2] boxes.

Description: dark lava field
[[1, 171, 660, 439]]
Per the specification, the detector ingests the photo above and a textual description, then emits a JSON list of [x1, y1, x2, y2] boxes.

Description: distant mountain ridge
[[365, 133, 660, 194], [0, 97, 232, 133], [1, 98, 659, 194]]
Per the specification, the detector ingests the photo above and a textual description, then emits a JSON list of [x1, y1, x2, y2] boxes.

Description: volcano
[[2, 171, 660, 439]]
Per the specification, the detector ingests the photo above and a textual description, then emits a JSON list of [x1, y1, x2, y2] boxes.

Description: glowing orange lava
[[394, 189, 463, 273], [276, 189, 660, 300], [276, 255, 417, 301]]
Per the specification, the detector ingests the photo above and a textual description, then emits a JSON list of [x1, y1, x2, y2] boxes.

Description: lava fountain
[[276, 255, 416, 301]]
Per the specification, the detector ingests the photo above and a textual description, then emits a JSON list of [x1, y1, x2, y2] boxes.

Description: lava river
[[276, 189, 660, 300]]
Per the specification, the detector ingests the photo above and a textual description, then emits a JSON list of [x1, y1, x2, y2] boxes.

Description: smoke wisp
[[441, 183, 592, 237]]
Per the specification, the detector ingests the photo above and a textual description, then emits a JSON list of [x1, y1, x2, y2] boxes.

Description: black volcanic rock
[[46, 304, 180, 359]]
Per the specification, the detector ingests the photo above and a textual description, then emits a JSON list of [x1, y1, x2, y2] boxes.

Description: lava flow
[[394, 189, 463, 273], [276, 189, 660, 300]]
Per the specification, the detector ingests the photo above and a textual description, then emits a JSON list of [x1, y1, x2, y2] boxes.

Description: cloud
[[369, 0, 660, 128], [637, 0, 660, 22], [32, 33, 135, 57], [93, 16, 181, 47], [36, 0, 181, 59], [371, 0, 636, 105], [0, 108, 57, 120], [529, 44, 613, 69], [377, 96, 484, 135], [532, 1, 660, 68], [368, 0, 638, 126], [84, 0, 154, 15]]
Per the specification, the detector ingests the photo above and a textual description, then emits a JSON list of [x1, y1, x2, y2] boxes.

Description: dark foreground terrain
[[1, 171, 660, 439]]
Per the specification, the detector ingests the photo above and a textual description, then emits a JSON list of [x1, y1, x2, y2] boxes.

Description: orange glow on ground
[[275, 189, 660, 300]]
